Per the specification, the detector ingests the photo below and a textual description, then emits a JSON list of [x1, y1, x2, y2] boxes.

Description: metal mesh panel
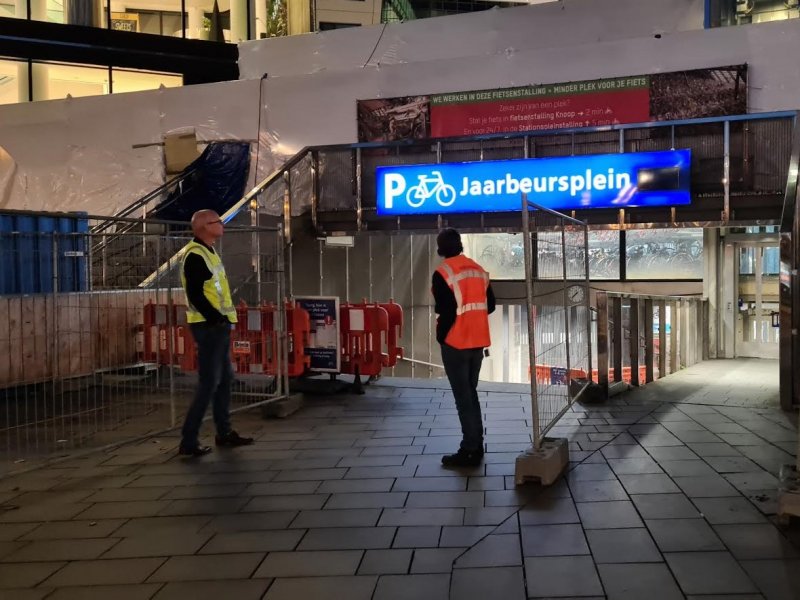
[[319, 149, 356, 212], [522, 203, 591, 447], [0, 215, 286, 474]]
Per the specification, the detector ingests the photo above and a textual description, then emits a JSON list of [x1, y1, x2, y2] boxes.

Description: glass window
[[462, 233, 525, 280], [0, 0, 26, 18], [710, 0, 799, 27], [625, 228, 704, 279], [588, 230, 620, 280], [0, 58, 27, 105], [31, 62, 109, 101], [112, 68, 182, 94]]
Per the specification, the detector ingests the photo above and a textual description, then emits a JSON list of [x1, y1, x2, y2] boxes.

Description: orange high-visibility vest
[[436, 255, 491, 349]]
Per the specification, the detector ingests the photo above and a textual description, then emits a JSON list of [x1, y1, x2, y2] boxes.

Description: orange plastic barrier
[[378, 300, 404, 368], [339, 301, 390, 378], [231, 301, 279, 375], [142, 302, 180, 366], [286, 300, 311, 377]]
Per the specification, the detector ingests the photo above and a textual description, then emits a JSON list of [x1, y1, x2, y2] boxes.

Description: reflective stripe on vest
[[181, 242, 238, 324], [436, 255, 491, 349]]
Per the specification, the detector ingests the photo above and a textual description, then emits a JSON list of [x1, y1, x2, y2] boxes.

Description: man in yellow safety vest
[[432, 228, 495, 467], [178, 209, 253, 456]]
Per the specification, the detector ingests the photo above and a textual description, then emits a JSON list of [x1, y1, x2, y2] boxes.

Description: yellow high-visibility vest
[[180, 241, 237, 324]]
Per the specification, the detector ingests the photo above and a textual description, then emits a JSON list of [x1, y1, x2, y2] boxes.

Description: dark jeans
[[440, 343, 485, 453], [181, 322, 233, 448]]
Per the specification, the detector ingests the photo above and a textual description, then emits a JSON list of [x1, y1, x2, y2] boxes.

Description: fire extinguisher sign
[[295, 296, 341, 372]]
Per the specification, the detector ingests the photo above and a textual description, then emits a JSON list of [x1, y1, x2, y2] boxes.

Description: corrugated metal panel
[[0, 212, 88, 295]]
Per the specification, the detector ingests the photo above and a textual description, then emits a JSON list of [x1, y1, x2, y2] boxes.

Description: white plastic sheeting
[[0, 80, 263, 216], [239, 0, 707, 79]]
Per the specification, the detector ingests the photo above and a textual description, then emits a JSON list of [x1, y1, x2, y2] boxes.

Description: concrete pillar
[[30, 0, 47, 20], [255, 0, 267, 38], [16, 62, 29, 102], [186, 2, 206, 40], [30, 63, 50, 101], [13, 0, 28, 18], [230, 0, 248, 42], [721, 240, 736, 358], [704, 228, 719, 358]]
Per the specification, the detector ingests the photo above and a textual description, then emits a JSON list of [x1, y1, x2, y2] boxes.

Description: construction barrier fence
[[0, 211, 286, 474]]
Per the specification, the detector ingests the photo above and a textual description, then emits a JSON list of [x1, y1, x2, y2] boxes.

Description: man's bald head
[[191, 210, 223, 244]]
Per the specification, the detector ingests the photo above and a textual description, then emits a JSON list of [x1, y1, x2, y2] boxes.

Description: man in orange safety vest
[[432, 228, 495, 467]]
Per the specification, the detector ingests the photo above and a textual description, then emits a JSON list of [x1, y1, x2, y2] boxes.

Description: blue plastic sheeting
[[154, 142, 251, 223], [0, 212, 88, 295]]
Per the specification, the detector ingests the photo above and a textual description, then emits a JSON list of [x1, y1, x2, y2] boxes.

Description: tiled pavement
[[0, 358, 798, 599]]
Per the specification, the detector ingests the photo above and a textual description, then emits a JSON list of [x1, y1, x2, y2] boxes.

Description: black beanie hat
[[437, 228, 463, 258]]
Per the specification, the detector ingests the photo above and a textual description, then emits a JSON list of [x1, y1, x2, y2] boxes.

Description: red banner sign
[[430, 78, 650, 137]]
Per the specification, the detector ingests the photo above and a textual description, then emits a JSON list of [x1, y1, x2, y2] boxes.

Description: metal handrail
[[91, 168, 198, 234]]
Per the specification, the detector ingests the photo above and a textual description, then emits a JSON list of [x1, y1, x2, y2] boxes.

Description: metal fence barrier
[[595, 291, 707, 396], [0, 212, 287, 476], [521, 197, 592, 449]]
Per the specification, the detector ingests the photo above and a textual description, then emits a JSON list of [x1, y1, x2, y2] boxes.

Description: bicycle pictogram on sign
[[405, 171, 457, 208]]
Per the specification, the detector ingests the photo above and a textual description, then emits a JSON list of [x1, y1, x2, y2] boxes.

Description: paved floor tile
[[199, 512, 294, 533], [703, 456, 763, 473], [152, 579, 271, 600], [518, 497, 579, 525], [45, 584, 162, 600], [692, 497, 769, 524], [111, 516, 211, 537], [521, 524, 590, 556], [723, 471, 780, 492], [524, 556, 603, 597], [85, 487, 171, 502], [687, 443, 743, 457], [1, 538, 118, 562], [659, 460, 718, 477], [454, 534, 521, 567], [291, 509, 381, 529], [318, 479, 395, 494], [199, 530, 304, 554], [358, 549, 412, 575], [618, 473, 680, 494], [576, 501, 644, 528], [147, 553, 263, 582], [243, 494, 329, 512], [393, 527, 441, 548], [253, 550, 362, 577], [566, 464, 616, 481], [630, 494, 701, 519], [463, 506, 519, 526], [673, 475, 741, 498], [43, 558, 164, 586], [665, 551, 759, 594], [597, 563, 684, 599], [450, 566, 525, 600], [740, 559, 800, 600], [646, 518, 725, 552], [410, 548, 465, 573], [263, 575, 377, 600], [569, 479, 629, 502], [600, 445, 650, 459], [372, 573, 450, 600], [439, 526, 494, 547], [586, 528, 662, 563], [326, 492, 408, 509], [159, 497, 249, 516], [104, 533, 212, 558], [0, 589, 52, 600], [405, 491, 484, 508], [645, 446, 700, 461], [391, 477, 466, 492], [379, 508, 463, 527], [607, 458, 664, 475], [0, 524, 38, 541], [714, 524, 800, 560], [0, 562, 65, 588], [298, 526, 396, 550]]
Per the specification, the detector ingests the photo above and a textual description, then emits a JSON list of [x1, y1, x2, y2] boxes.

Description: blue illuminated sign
[[376, 149, 691, 216]]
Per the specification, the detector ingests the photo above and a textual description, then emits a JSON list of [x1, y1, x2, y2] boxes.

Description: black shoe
[[215, 430, 254, 447], [441, 449, 484, 467], [178, 445, 212, 457]]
